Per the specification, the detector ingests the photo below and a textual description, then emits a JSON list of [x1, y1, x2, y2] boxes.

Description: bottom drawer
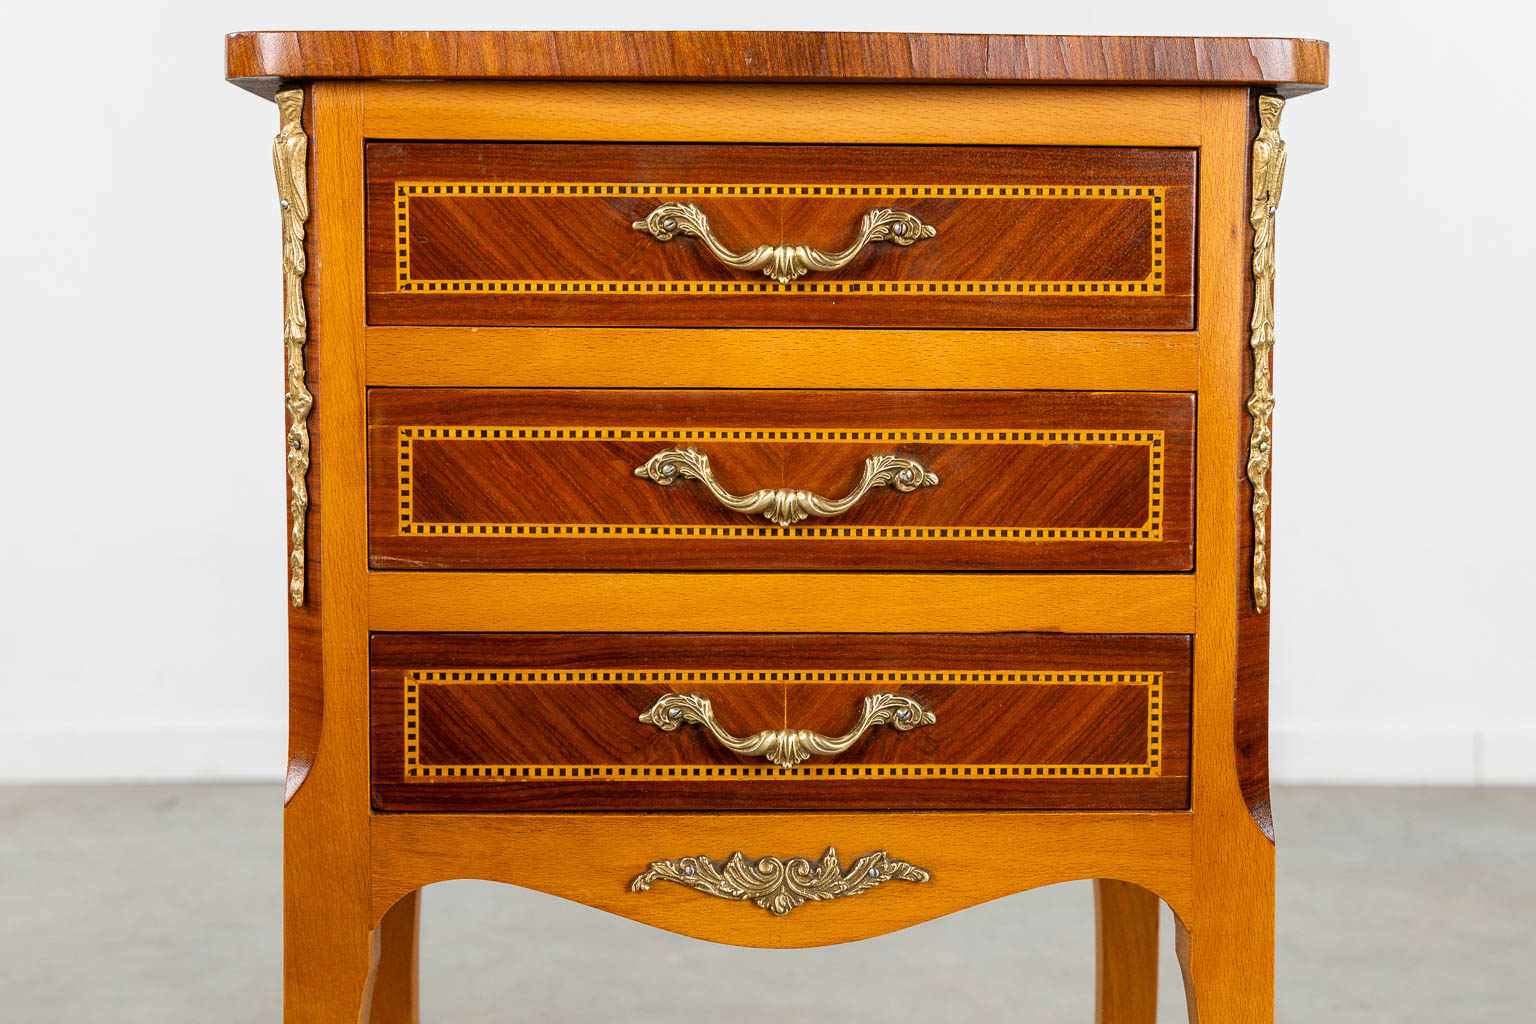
[[371, 632, 1190, 812]]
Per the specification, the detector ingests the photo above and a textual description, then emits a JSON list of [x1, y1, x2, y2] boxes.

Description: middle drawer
[[369, 388, 1193, 572]]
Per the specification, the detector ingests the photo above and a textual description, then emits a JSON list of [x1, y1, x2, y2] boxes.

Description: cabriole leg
[[1175, 849, 1275, 1023], [284, 882, 377, 1023], [368, 889, 421, 1024], [1094, 879, 1159, 1024]]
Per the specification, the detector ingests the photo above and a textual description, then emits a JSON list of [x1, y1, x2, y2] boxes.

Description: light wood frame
[[283, 81, 1271, 1022]]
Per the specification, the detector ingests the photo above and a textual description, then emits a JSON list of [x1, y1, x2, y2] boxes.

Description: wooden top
[[226, 31, 1328, 99]]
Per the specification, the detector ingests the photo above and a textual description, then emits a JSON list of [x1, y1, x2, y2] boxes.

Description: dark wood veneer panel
[[365, 143, 1194, 329], [371, 633, 1191, 812], [368, 389, 1194, 572]]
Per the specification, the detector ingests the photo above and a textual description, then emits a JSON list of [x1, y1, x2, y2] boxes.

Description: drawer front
[[368, 389, 1194, 572], [371, 633, 1191, 811], [365, 143, 1195, 329]]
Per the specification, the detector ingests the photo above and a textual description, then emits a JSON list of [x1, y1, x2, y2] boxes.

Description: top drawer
[[365, 143, 1195, 330]]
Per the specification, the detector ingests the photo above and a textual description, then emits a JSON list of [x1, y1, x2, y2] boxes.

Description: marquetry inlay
[[402, 669, 1164, 781], [396, 425, 1166, 542], [392, 181, 1167, 295]]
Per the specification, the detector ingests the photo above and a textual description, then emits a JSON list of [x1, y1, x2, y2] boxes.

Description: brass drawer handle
[[631, 847, 932, 917], [634, 447, 938, 529], [631, 202, 937, 284], [638, 691, 935, 769]]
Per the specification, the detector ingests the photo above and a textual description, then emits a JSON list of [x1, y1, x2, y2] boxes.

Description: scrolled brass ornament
[[273, 88, 311, 608], [630, 847, 932, 916], [1247, 95, 1288, 612], [631, 201, 936, 284], [639, 691, 935, 768], [633, 447, 938, 529]]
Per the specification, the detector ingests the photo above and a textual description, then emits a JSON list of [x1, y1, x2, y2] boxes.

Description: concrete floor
[[1, 786, 1531, 1022]]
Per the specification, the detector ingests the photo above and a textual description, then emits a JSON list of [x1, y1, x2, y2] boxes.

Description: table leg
[[1094, 879, 1160, 1024], [368, 889, 421, 1024]]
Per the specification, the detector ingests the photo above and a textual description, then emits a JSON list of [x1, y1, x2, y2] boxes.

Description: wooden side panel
[[282, 81, 382, 1023], [286, 88, 322, 806], [365, 143, 1195, 329], [370, 633, 1191, 811], [1185, 87, 1277, 1022], [1235, 563, 1273, 832], [1236, 90, 1275, 839], [367, 389, 1195, 572]]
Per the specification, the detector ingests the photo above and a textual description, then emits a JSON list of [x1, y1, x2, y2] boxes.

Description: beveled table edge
[[225, 31, 1330, 100]]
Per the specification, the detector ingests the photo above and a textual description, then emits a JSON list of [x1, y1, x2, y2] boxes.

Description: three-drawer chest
[[227, 30, 1328, 1022]]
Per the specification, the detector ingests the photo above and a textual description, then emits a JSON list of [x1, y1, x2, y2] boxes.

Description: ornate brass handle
[[631, 202, 937, 284], [638, 691, 935, 769], [631, 847, 932, 916], [633, 447, 938, 529]]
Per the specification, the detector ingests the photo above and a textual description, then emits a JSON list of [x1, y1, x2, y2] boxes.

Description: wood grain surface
[[366, 573, 1196, 635], [1183, 87, 1277, 1022], [225, 32, 1329, 99], [1094, 879, 1160, 1023], [370, 632, 1190, 812], [282, 81, 381, 1024], [285, 89, 321, 807], [361, 82, 1207, 149], [367, 388, 1195, 572], [368, 809, 1196, 949], [367, 889, 419, 1023], [363, 326, 1201, 392], [1236, 92, 1276, 842], [365, 143, 1194, 329], [236, 66, 1315, 1017]]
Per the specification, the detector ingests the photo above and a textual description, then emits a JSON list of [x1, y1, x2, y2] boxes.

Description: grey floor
[[1, 786, 1532, 1022]]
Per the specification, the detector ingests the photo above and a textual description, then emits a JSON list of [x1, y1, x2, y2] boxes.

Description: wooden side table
[[227, 31, 1328, 1022]]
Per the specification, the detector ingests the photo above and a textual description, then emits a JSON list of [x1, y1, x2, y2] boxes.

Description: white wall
[[2, 1, 1531, 783]]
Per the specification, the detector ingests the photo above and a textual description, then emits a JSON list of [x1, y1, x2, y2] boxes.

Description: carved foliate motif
[[1247, 95, 1287, 612], [274, 89, 311, 608], [630, 847, 932, 916]]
